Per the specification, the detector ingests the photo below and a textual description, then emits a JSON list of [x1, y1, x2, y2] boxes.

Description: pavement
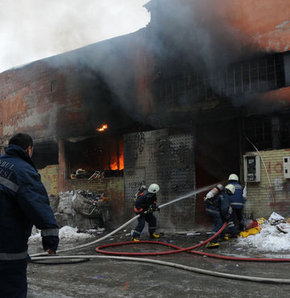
[[27, 232, 290, 298]]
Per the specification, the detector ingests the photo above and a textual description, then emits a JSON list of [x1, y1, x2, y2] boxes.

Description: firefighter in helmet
[[132, 183, 160, 241], [228, 173, 246, 232], [204, 184, 237, 248]]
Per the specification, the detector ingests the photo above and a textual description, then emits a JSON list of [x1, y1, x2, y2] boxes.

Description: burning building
[[0, 0, 289, 230]]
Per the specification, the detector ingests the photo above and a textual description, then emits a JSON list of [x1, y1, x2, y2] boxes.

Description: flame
[[96, 124, 108, 132], [108, 154, 124, 170], [119, 154, 124, 170]]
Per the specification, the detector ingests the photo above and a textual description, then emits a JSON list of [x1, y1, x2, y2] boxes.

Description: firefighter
[[228, 173, 246, 232], [132, 183, 160, 241], [0, 133, 59, 297], [204, 184, 237, 248]]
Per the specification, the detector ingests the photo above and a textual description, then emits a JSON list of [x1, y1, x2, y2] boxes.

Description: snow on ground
[[29, 226, 94, 244], [236, 222, 290, 252]]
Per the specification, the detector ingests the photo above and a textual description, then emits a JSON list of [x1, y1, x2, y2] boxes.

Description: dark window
[[225, 53, 285, 96], [65, 135, 123, 179], [50, 80, 57, 93], [153, 52, 286, 108], [32, 142, 58, 169], [244, 117, 272, 151], [280, 114, 290, 148]]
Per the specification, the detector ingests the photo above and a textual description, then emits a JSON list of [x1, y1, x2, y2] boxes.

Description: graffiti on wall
[[266, 161, 283, 175]]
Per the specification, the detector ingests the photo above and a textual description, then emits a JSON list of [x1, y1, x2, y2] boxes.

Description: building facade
[[0, 0, 289, 229]]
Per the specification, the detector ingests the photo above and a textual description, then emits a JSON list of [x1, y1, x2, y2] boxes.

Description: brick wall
[[0, 60, 90, 144], [245, 149, 290, 219], [38, 165, 59, 196]]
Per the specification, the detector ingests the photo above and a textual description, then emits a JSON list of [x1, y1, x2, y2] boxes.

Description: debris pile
[[70, 168, 123, 180], [49, 190, 110, 232], [70, 169, 105, 180]]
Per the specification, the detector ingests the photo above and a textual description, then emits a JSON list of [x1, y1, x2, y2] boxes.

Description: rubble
[[268, 211, 284, 225], [50, 190, 111, 232]]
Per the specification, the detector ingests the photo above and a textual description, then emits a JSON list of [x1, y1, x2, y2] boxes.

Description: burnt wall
[[124, 128, 196, 232], [0, 58, 137, 147], [32, 141, 58, 169], [0, 61, 87, 143]]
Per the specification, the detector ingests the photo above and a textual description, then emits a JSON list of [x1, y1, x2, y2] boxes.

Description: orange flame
[[108, 155, 124, 170], [96, 124, 108, 132]]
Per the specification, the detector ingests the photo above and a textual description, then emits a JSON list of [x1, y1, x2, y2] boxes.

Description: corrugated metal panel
[[124, 128, 196, 232]]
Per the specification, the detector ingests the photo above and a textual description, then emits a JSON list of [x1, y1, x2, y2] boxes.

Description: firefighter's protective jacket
[[205, 190, 231, 220], [134, 191, 157, 214], [0, 144, 59, 261], [230, 181, 244, 209]]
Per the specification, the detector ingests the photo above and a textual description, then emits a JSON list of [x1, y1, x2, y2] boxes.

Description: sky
[[0, 0, 150, 74]]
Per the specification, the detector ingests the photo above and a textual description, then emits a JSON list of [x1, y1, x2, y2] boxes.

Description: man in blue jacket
[[0, 133, 59, 297]]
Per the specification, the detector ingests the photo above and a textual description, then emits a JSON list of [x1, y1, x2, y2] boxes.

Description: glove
[[42, 235, 59, 253], [224, 212, 231, 222], [136, 209, 146, 216], [153, 205, 160, 212], [151, 204, 160, 212]]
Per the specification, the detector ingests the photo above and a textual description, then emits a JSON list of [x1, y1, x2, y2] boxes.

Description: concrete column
[[58, 138, 66, 192]]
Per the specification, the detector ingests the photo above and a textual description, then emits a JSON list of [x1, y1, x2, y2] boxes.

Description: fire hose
[[30, 185, 290, 284], [95, 222, 290, 262], [31, 184, 216, 257], [30, 255, 290, 284], [30, 223, 290, 284]]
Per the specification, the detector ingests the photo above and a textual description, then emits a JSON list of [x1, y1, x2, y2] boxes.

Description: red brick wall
[[0, 61, 86, 144]]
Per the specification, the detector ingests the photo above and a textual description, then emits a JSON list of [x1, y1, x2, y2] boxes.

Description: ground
[[27, 231, 290, 298]]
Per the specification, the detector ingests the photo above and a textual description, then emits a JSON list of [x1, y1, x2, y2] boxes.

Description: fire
[[108, 154, 124, 170], [96, 124, 108, 132]]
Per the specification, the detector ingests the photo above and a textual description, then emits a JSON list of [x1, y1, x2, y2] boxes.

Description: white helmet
[[228, 174, 239, 181], [148, 183, 160, 194], [225, 184, 235, 195]]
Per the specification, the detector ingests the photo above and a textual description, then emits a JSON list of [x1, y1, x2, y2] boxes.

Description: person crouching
[[204, 184, 237, 248]]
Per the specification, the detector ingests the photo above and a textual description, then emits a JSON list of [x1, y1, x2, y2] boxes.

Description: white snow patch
[[236, 222, 290, 252], [29, 226, 93, 244]]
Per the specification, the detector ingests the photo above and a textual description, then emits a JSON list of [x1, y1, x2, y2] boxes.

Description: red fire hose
[[95, 223, 290, 262]]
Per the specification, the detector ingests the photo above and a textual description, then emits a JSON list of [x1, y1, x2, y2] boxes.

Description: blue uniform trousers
[[0, 259, 27, 298], [132, 213, 157, 238], [232, 208, 245, 231], [206, 212, 225, 243]]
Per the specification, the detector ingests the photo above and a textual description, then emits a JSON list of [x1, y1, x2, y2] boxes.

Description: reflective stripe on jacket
[[0, 144, 59, 259], [134, 191, 157, 213], [230, 181, 244, 209]]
